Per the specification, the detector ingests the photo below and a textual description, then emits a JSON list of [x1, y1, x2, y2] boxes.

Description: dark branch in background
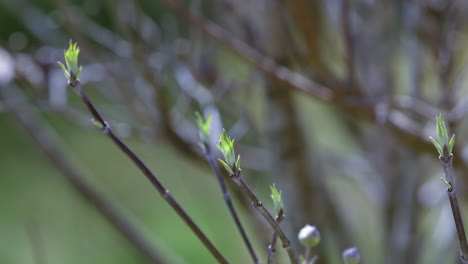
[[341, 0, 356, 92], [160, 0, 334, 101], [68, 81, 228, 264], [0, 85, 169, 264], [203, 144, 260, 264], [283, 0, 328, 77], [267, 209, 285, 264], [158, 0, 455, 165]]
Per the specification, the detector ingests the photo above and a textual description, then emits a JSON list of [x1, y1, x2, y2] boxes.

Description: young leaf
[[448, 134, 456, 155], [436, 114, 449, 147], [57, 40, 82, 85], [270, 183, 283, 216], [216, 130, 236, 167], [235, 154, 241, 171], [430, 136, 443, 157], [218, 158, 235, 175], [195, 112, 212, 144], [441, 177, 453, 190]]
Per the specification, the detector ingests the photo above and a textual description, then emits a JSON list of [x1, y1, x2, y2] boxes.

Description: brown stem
[[267, 210, 285, 264], [69, 82, 228, 264], [232, 172, 298, 264], [203, 146, 260, 264], [439, 153, 468, 263]]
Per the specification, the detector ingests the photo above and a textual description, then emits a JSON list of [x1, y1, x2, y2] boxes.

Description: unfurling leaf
[[448, 134, 455, 155], [195, 112, 212, 144], [57, 40, 82, 85], [218, 158, 234, 175], [270, 183, 283, 216], [216, 130, 236, 169], [431, 115, 455, 157], [436, 114, 449, 147], [430, 136, 443, 157]]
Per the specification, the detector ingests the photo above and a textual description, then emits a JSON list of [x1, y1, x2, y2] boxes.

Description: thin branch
[[341, 0, 356, 90], [203, 145, 260, 264], [439, 150, 468, 263], [230, 171, 298, 264], [69, 82, 228, 264], [267, 209, 285, 264], [0, 85, 169, 264]]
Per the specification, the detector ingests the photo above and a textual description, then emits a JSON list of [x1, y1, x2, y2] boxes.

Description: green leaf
[[218, 158, 234, 175], [441, 177, 452, 190], [195, 112, 212, 143], [92, 118, 104, 129], [270, 183, 283, 216], [57, 40, 82, 84], [448, 134, 455, 155], [216, 130, 236, 167], [430, 136, 443, 157], [436, 114, 449, 146], [235, 154, 241, 171]]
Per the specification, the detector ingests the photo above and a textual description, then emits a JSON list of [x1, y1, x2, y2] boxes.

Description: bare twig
[[203, 145, 260, 264], [69, 82, 228, 264], [439, 149, 468, 263], [267, 209, 285, 264], [232, 171, 298, 264], [0, 85, 169, 264]]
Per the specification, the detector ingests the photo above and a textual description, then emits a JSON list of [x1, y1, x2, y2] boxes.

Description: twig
[[341, 0, 356, 90], [203, 146, 260, 264], [231, 171, 298, 264], [0, 84, 169, 264], [439, 149, 468, 263], [267, 209, 285, 264], [69, 82, 228, 264]]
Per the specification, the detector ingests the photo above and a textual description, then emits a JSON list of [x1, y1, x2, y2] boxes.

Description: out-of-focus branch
[[283, 0, 328, 77], [106, 0, 206, 166], [0, 85, 171, 264], [159, 0, 448, 160], [341, 0, 356, 91], [160, 0, 334, 101]]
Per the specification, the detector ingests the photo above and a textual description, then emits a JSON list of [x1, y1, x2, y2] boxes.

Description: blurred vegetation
[[1, 0, 468, 264]]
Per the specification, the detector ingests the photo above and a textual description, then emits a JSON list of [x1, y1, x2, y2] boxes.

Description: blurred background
[[1, 0, 468, 263]]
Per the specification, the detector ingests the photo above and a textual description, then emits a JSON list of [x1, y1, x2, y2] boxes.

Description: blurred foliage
[[2, 0, 468, 264]]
